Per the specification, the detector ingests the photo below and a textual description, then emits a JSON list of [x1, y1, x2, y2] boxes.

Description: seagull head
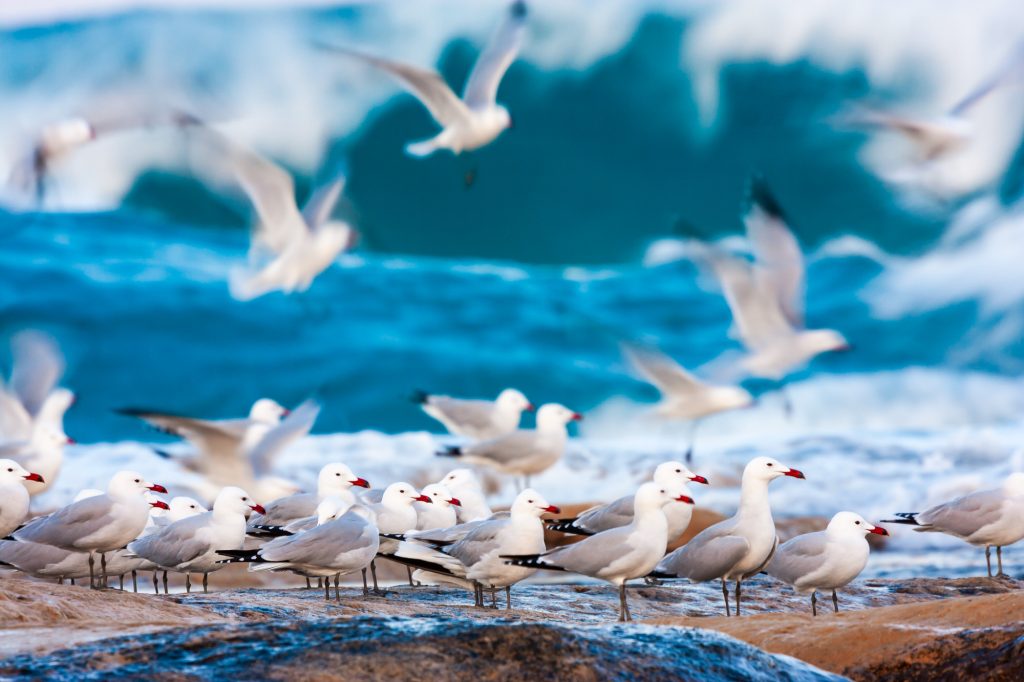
[[512, 488, 560, 517], [654, 461, 709, 487], [497, 388, 532, 413], [318, 462, 370, 493], [746, 456, 804, 483], [214, 486, 264, 517], [829, 511, 888, 537], [0, 459, 37, 484], [250, 398, 289, 424]]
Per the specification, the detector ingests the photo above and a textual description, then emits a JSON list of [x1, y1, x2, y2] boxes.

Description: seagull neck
[[736, 478, 772, 522], [631, 505, 668, 535], [212, 505, 238, 522], [535, 420, 568, 440]]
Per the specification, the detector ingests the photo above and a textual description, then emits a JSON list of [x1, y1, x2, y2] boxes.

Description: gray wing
[[0, 440, 29, 457], [463, 1, 527, 109], [622, 344, 707, 401], [14, 495, 115, 547], [128, 513, 212, 567], [657, 520, 749, 581], [745, 181, 805, 328], [463, 431, 538, 465], [9, 330, 64, 418], [918, 489, 1005, 537], [123, 410, 247, 460], [260, 512, 372, 564], [766, 532, 826, 585], [949, 41, 1024, 116], [248, 492, 319, 527], [540, 524, 635, 575], [246, 399, 320, 477], [360, 488, 385, 505], [446, 518, 508, 567], [575, 495, 634, 533], [301, 174, 345, 232], [326, 47, 470, 127], [424, 396, 494, 431], [0, 389, 33, 441], [0, 539, 81, 572], [702, 248, 794, 351]]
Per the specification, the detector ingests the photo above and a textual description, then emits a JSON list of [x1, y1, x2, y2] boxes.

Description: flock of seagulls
[[1, 0, 1021, 626]]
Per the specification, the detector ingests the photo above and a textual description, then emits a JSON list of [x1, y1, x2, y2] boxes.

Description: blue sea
[[2, 0, 1024, 579]]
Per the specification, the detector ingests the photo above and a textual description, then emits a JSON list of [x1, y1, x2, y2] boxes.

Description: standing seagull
[[0, 460, 44, 537], [414, 388, 533, 440], [438, 403, 582, 489], [547, 460, 707, 544], [653, 456, 804, 616], [700, 181, 848, 408], [767, 511, 888, 616], [13, 470, 167, 588], [623, 344, 752, 461], [436, 469, 493, 522], [505, 482, 693, 621], [324, 1, 527, 158], [189, 125, 357, 300], [247, 462, 370, 530], [884, 472, 1024, 577]]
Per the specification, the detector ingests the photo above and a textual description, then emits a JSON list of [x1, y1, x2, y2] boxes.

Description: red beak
[[690, 474, 709, 485], [350, 477, 370, 488], [543, 505, 561, 514], [448, 498, 462, 507], [571, 413, 584, 421], [676, 494, 695, 505], [66, 437, 77, 445], [250, 504, 267, 515], [526, 403, 536, 412], [150, 500, 170, 510], [869, 525, 889, 536], [415, 494, 432, 503], [147, 483, 168, 493], [784, 469, 805, 479], [23, 472, 44, 483]]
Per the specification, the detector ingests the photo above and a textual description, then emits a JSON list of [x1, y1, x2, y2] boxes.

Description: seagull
[[884, 472, 1024, 577], [699, 180, 849, 406], [415, 483, 461, 531], [622, 344, 752, 461], [0, 538, 92, 584], [323, 1, 527, 159], [767, 511, 888, 616], [504, 482, 693, 621], [247, 462, 370, 531], [0, 459, 43, 537], [1, 427, 73, 496], [547, 460, 707, 544], [841, 42, 1024, 163], [127, 486, 263, 593], [0, 330, 75, 444], [13, 470, 167, 589], [437, 403, 582, 489], [218, 505, 380, 602], [413, 388, 533, 440], [653, 456, 805, 616], [366, 482, 431, 592], [185, 125, 357, 300], [121, 399, 319, 503], [436, 468, 493, 522]]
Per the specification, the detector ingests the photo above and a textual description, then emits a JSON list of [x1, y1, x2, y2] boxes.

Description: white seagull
[[2, 427, 73, 496], [325, 1, 527, 158], [415, 483, 461, 531], [414, 388, 533, 440], [505, 482, 693, 621], [884, 472, 1024, 577], [0, 459, 44, 537], [653, 456, 805, 616], [438, 403, 582, 489], [547, 460, 707, 544], [436, 468, 493, 523], [767, 511, 888, 616], [247, 462, 370, 530], [700, 180, 849, 388], [127, 486, 264, 593], [13, 470, 167, 588], [366, 482, 431, 592]]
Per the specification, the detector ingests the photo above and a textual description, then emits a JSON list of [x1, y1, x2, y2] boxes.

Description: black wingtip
[[500, 553, 563, 570], [544, 518, 594, 536], [215, 549, 262, 564], [747, 174, 785, 220], [151, 448, 175, 460], [379, 533, 407, 541], [410, 390, 429, 405], [436, 445, 463, 458], [881, 514, 919, 525], [646, 569, 676, 580], [247, 525, 292, 538], [510, 1, 528, 19]]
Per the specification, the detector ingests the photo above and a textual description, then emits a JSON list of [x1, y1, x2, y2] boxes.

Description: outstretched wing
[[463, 1, 528, 109], [246, 399, 320, 476], [744, 178, 805, 328], [622, 344, 707, 401], [9, 330, 64, 418], [301, 174, 346, 232]]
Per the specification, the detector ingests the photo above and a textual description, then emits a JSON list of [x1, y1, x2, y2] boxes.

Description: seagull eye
[[528, 499, 534, 504], [335, 473, 341, 476], [242, 497, 248, 502], [399, 489, 406, 494], [766, 463, 773, 467], [675, 469, 681, 473], [855, 521, 861, 525], [134, 478, 141, 483], [6, 468, 12, 472]]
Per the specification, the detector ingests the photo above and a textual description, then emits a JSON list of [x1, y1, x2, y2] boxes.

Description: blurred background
[[1, 0, 1023, 447]]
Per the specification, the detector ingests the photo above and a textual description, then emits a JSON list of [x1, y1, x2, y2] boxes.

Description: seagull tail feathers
[[500, 553, 565, 571], [436, 445, 463, 458], [405, 138, 441, 158]]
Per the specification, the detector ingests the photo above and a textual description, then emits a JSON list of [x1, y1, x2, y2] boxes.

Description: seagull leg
[[685, 420, 703, 465], [997, 546, 1004, 577], [132, 570, 138, 593], [70, 578, 75, 586], [335, 574, 341, 601], [58, 577, 64, 586], [735, 580, 742, 616], [203, 573, 209, 594], [505, 586, 512, 610], [305, 577, 311, 590], [152, 572, 158, 594], [407, 566, 415, 587], [119, 574, 124, 591], [721, 578, 731, 617], [324, 577, 330, 602], [361, 568, 369, 596], [986, 545, 992, 577], [318, 577, 323, 590], [162, 570, 169, 594], [619, 583, 633, 622], [491, 588, 498, 609], [811, 592, 817, 617], [186, 573, 191, 594], [370, 560, 383, 595], [832, 589, 839, 613], [100, 553, 108, 590]]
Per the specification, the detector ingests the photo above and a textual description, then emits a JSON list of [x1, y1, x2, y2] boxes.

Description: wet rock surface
[[0, 575, 1020, 680]]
